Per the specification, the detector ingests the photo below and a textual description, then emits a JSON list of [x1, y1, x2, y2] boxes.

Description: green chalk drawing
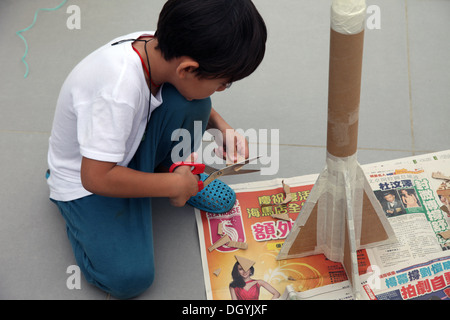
[[16, 0, 68, 78]]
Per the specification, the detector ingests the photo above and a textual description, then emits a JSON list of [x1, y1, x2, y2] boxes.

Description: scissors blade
[[203, 156, 260, 187], [229, 168, 260, 175], [223, 156, 260, 173], [202, 165, 220, 175]]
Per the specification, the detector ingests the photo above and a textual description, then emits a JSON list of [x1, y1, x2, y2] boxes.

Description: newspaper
[[194, 150, 450, 300]]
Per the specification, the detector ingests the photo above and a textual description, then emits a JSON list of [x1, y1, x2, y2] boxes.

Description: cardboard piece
[[432, 171, 450, 214], [281, 201, 318, 256], [439, 230, 450, 240], [271, 213, 291, 221], [235, 255, 255, 272], [208, 234, 230, 252], [281, 180, 293, 204], [217, 222, 224, 235], [227, 241, 248, 250], [261, 180, 292, 208], [432, 172, 450, 181], [436, 182, 450, 197]]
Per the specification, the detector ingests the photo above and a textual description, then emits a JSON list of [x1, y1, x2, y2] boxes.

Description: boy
[[47, 0, 267, 299]]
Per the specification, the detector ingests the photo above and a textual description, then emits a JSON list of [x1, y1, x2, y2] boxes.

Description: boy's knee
[[161, 83, 211, 119], [150, 83, 212, 168], [110, 272, 154, 300], [91, 259, 155, 299]]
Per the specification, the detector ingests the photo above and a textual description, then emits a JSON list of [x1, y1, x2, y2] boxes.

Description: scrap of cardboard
[[217, 222, 224, 235], [439, 230, 450, 240], [281, 180, 292, 204], [212, 221, 248, 251], [208, 234, 231, 252], [213, 268, 221, 277], [437, 181, 450, 196], [271, 213, 291, 221], [261, 180, 293, 208], [235, 255, 255, 272], [227, 241, 248, 250], [432, 172, 450, 181]]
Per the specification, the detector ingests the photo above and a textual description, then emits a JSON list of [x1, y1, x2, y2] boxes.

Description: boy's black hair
[[155, 0, 267, 83]]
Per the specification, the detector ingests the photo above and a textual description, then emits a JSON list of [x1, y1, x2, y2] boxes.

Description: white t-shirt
[[48, 32, 163, 201]]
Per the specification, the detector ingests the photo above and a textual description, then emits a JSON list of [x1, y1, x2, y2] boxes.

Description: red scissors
[[169, 156, 260, 192]]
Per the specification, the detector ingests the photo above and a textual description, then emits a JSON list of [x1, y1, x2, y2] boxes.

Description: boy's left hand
[[215, 128, 249, 164], [207, 107, 249, 164]]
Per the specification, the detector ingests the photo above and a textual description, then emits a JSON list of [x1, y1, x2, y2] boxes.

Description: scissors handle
[[169, 162, 205, 192]]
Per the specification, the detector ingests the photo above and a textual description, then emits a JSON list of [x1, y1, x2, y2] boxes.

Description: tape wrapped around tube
[[331, 0, 366, 35]]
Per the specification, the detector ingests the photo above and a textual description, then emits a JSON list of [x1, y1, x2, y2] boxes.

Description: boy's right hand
[[169, 152, 200, 207]]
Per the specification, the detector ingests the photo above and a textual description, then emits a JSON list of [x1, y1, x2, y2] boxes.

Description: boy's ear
[[176, 59, 200, 79]]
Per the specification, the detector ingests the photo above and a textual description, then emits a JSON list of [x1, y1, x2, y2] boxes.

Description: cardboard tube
[[326, 29, 364, 158]]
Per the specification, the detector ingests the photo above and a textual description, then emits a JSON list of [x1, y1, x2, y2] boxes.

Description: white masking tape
[[331, 0, 366, 35]]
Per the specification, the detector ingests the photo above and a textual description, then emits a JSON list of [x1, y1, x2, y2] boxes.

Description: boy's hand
[[215, 128, 250, 164], [169, 152, 200, 207], [207, 108, 249, 164]]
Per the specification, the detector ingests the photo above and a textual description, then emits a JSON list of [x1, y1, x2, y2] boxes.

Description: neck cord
[[132, 39, 160, 88], [134, 38, 157, 141]]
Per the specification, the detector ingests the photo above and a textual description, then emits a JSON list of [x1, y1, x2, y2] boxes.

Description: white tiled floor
[[1, 0, 449, 299]]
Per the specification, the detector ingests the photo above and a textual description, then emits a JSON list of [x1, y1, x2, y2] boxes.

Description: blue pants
[[51, 84, 211, 299]]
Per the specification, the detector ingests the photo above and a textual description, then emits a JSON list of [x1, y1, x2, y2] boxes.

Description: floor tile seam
[[246, 141, 434, 154], [1, 132, 432, 154], [404, 0, 416, 155], [0, 129, 50, 135]]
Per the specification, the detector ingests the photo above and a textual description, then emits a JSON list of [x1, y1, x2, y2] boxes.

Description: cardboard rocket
[[277, 0, 396, 298]]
